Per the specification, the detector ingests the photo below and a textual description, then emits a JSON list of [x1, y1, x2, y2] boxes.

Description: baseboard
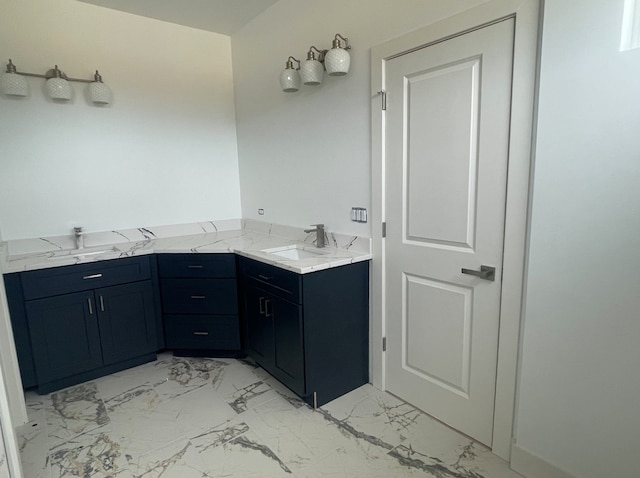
[[510, 444, 578, 478]]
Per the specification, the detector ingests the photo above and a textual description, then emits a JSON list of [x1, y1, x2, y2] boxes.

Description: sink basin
[[49, 246, 119, 260], [262, 245, 330, 260]]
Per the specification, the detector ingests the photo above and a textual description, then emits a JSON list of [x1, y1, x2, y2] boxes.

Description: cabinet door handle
[[187, 265, 204, 269], [190, 295, 206, 299], [83, 273, 103, 280], [264, 299, 272, 318], [193, 331, 209, 336], [87, 297, 93, 315], [99, 295, 105, 312], [259, 296, 266, 315]]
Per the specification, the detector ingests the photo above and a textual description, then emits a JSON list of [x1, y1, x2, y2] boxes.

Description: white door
[[385, 18, 514, 446]]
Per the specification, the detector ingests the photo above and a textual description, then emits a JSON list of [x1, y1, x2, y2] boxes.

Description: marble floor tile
[[46, 383, 109, 448], [154, 385, 238, 438], [0, 448, 8, 478], [15, 409, 50, 478], [209, 358, 266, 397], [196, 425, 294, 477], [130, 438, 207, 478], [106, 399, 186, 457], [225, 379, 281, 414], [18, 354, 521, 478], [47, 425, 131, 478], [151, 356, 228, 401]]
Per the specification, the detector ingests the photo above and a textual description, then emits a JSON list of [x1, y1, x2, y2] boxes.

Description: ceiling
[[77, 0, 280, 35]]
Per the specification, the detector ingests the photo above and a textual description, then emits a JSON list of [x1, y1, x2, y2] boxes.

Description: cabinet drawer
[[160, 278, 238, 315], [157, 254, 236, 278], [238, 257, 301, 303], [165, 315, 240, 350], [21, 257, 151, 300]]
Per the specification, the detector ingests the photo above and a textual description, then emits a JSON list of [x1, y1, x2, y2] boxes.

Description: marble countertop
[[1, 221, 372, 275]]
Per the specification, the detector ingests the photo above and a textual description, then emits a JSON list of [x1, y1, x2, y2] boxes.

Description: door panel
[[404, 273, 472, 397], [385, 19, 514, 445], [406, 57, 480, 248]]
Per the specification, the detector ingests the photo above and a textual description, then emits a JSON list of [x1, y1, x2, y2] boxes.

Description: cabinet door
[[25, 291, 103, 383], [244, 282, 275, 369], [96, 281, 157, 365], [270, 295, 305, 396]]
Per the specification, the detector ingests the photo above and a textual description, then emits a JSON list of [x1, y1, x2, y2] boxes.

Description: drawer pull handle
[[265, 299, 272, 318], [83, 273, 103, 280], [190, 295, 206, 299], [188, 265, 204, 269], [259, 296, 266, 314], [258, 274, 271, 281], [193, 331, 209, 336]]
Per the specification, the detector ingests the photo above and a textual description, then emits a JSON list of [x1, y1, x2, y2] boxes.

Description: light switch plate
[[351, 207, 367, 223]]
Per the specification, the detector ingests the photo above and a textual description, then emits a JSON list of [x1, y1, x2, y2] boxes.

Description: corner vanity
[[238, 256, 368, 407], [1, 221, 371, 408]]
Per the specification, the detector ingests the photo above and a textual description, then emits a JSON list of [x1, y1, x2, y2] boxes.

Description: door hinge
[[377, 90, 387, 111], [382, 222, 387, 238], [382, 337, 387, 352]]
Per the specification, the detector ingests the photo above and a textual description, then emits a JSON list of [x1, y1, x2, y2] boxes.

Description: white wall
[[231, 0, 490, 236], [0, 0, 241, 240], [514, 1, 640, 477]]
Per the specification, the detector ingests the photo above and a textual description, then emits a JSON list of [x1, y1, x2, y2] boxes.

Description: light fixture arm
[[333, 33, 351, 50], [5, 59, 18, 74], [306, 46, 327, 62], [286, 56, 301, 70]]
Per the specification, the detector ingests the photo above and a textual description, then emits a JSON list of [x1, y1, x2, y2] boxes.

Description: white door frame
[[370, 0, 540, 460]]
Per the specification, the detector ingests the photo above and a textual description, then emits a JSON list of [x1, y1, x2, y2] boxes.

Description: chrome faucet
[[304, 224, 325, 248], [74, 226, 84, 250]]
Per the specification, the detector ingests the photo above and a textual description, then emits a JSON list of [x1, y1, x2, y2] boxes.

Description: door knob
[[461, 265, 496, 281]]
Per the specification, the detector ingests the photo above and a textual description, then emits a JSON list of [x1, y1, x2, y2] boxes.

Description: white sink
[[49, 246, 119, 260], [262, 244, 330, 260]]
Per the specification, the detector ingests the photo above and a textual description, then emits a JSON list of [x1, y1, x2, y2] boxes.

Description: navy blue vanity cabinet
[[25, 291, 103, 384], [244, 279, 305, 396], [15, 256, 159, 394], [238, 256, 369, 407], [158, 253, 241, 355], [95, 281, 157, 365]]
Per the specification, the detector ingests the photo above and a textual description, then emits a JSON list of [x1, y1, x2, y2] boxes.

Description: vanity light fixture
[[0, 60, 29, 97], [280, 33, 352, 92], [324, 33, 351, 76], [280, 56, 301, 92], [0, 59, 113, 105], [301, 46, 325, 85], [45, 65, 72, 101]]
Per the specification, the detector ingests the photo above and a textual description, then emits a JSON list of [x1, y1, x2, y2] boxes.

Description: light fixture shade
[[0, 72, 29, 97], [46, 77, 72, 100], [280, 68, 301, 92], [300, 59, 324, 85], [89, 81, 112, 105], [325, 47, 351, 76]]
